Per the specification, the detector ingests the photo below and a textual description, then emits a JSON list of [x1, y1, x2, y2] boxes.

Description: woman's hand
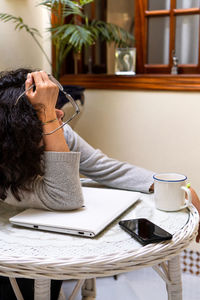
[[25, 71, 59, 122], [25, 71, 69, 152]]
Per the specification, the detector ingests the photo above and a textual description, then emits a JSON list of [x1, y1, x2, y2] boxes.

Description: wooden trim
[[169, 0, 176, 67], [91, 1, 95, 18], [142, 64, 200, 74], [198, 11, 200, 71], [145, 10, 170, 16], [60, 74, 200, 91], [144, 0, 148, 68], [144, 65, 170, 74], [135, 0, 146, 73], [145, 8, 200, 16], [173, 8, 200, 15]]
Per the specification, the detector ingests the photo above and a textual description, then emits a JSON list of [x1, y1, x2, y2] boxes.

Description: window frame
[[135, 0, 200, 74]]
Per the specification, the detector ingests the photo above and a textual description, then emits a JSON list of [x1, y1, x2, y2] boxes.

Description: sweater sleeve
[[64, 125, 154, 193], [4, 125, 154, 210], [5, 151, 84, 210]]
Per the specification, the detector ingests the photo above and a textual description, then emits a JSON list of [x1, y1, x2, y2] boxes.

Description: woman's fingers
[[26, 72, 44, 98], [25, 71, 59, 113], [39, 70, 49, 82], [25, 73, 33, 96], [31, 71, 44, 86]]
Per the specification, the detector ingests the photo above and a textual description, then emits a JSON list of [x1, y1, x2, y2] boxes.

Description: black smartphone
[[119, 218, 173, 246]]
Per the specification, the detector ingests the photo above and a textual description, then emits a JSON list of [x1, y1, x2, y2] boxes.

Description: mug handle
[[180, 186, 192, 209]]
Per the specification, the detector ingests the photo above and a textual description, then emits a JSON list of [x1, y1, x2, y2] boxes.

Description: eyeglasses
[[15, 74, 80, 135]]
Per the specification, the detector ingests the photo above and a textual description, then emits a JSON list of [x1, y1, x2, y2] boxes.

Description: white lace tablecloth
[[0, 193, 190, 258], [0, 191, 198, 280]]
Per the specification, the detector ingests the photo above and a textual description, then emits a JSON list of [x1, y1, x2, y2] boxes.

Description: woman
[[0, 69, 155, 211], [0, 69, 155, 299]]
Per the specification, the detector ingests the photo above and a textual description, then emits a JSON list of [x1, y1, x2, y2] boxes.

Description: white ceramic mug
[[153, 173, 191, 211]]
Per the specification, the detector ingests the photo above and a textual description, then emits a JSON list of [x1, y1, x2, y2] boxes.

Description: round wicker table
[[0, 192, 198, 300]]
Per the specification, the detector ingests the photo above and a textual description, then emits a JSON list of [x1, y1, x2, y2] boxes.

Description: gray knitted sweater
[[5, 125, 154, 210]]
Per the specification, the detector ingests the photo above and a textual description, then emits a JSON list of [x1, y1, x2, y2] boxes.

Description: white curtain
[[175, 0, 199, 64]]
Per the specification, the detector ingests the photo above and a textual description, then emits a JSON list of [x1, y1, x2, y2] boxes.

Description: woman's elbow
[[42, 189, 84, 211]]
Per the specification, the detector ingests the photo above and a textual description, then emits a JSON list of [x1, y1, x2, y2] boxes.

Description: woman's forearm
[[40, 111, 69, 152]]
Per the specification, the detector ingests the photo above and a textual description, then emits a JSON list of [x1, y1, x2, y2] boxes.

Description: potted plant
[[0, 0, 134, 80]]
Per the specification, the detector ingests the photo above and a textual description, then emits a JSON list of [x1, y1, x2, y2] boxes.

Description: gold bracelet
[[43, 122, 65, 135], [42, 118, 58, 125]]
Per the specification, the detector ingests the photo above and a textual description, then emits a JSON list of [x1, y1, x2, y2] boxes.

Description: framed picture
[[115, 48, 136, 75]]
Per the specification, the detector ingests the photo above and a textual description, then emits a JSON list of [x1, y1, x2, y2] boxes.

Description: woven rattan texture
[[181, 249, 200, 276]]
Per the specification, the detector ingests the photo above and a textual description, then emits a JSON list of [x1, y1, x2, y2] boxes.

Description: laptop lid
[[9, 187, 140, 237]]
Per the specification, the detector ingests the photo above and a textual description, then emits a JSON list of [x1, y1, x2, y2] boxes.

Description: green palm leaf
[[39, 0, 83, 18], [91, 20, 134, 47], [0, 13, 41, 36], [68, 25, 94, 50], [79, 0, 94, 5], [51, 24, 94, 52]]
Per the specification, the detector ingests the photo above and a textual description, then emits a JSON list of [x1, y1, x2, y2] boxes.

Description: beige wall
[[76, 89, 200, 198], [0, 0, 51, 73]]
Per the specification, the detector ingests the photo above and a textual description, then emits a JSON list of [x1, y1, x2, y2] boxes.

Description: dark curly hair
[[0, 68, 44, 201]]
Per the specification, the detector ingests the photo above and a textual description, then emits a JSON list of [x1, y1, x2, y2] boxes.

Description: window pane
[[148, 17, 169, 64], [175, 15, 199, 64], [176, 0, 199, 9], [107, 0, 135, 74], [148, 0, 170, 10], [107, 0, 134, 33]]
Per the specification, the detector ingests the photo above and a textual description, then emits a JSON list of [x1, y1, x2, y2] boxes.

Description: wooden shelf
[[60, 74, 200, 91]]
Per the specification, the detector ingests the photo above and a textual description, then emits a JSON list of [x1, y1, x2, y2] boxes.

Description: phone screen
[[119, 218, 173, 245]]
